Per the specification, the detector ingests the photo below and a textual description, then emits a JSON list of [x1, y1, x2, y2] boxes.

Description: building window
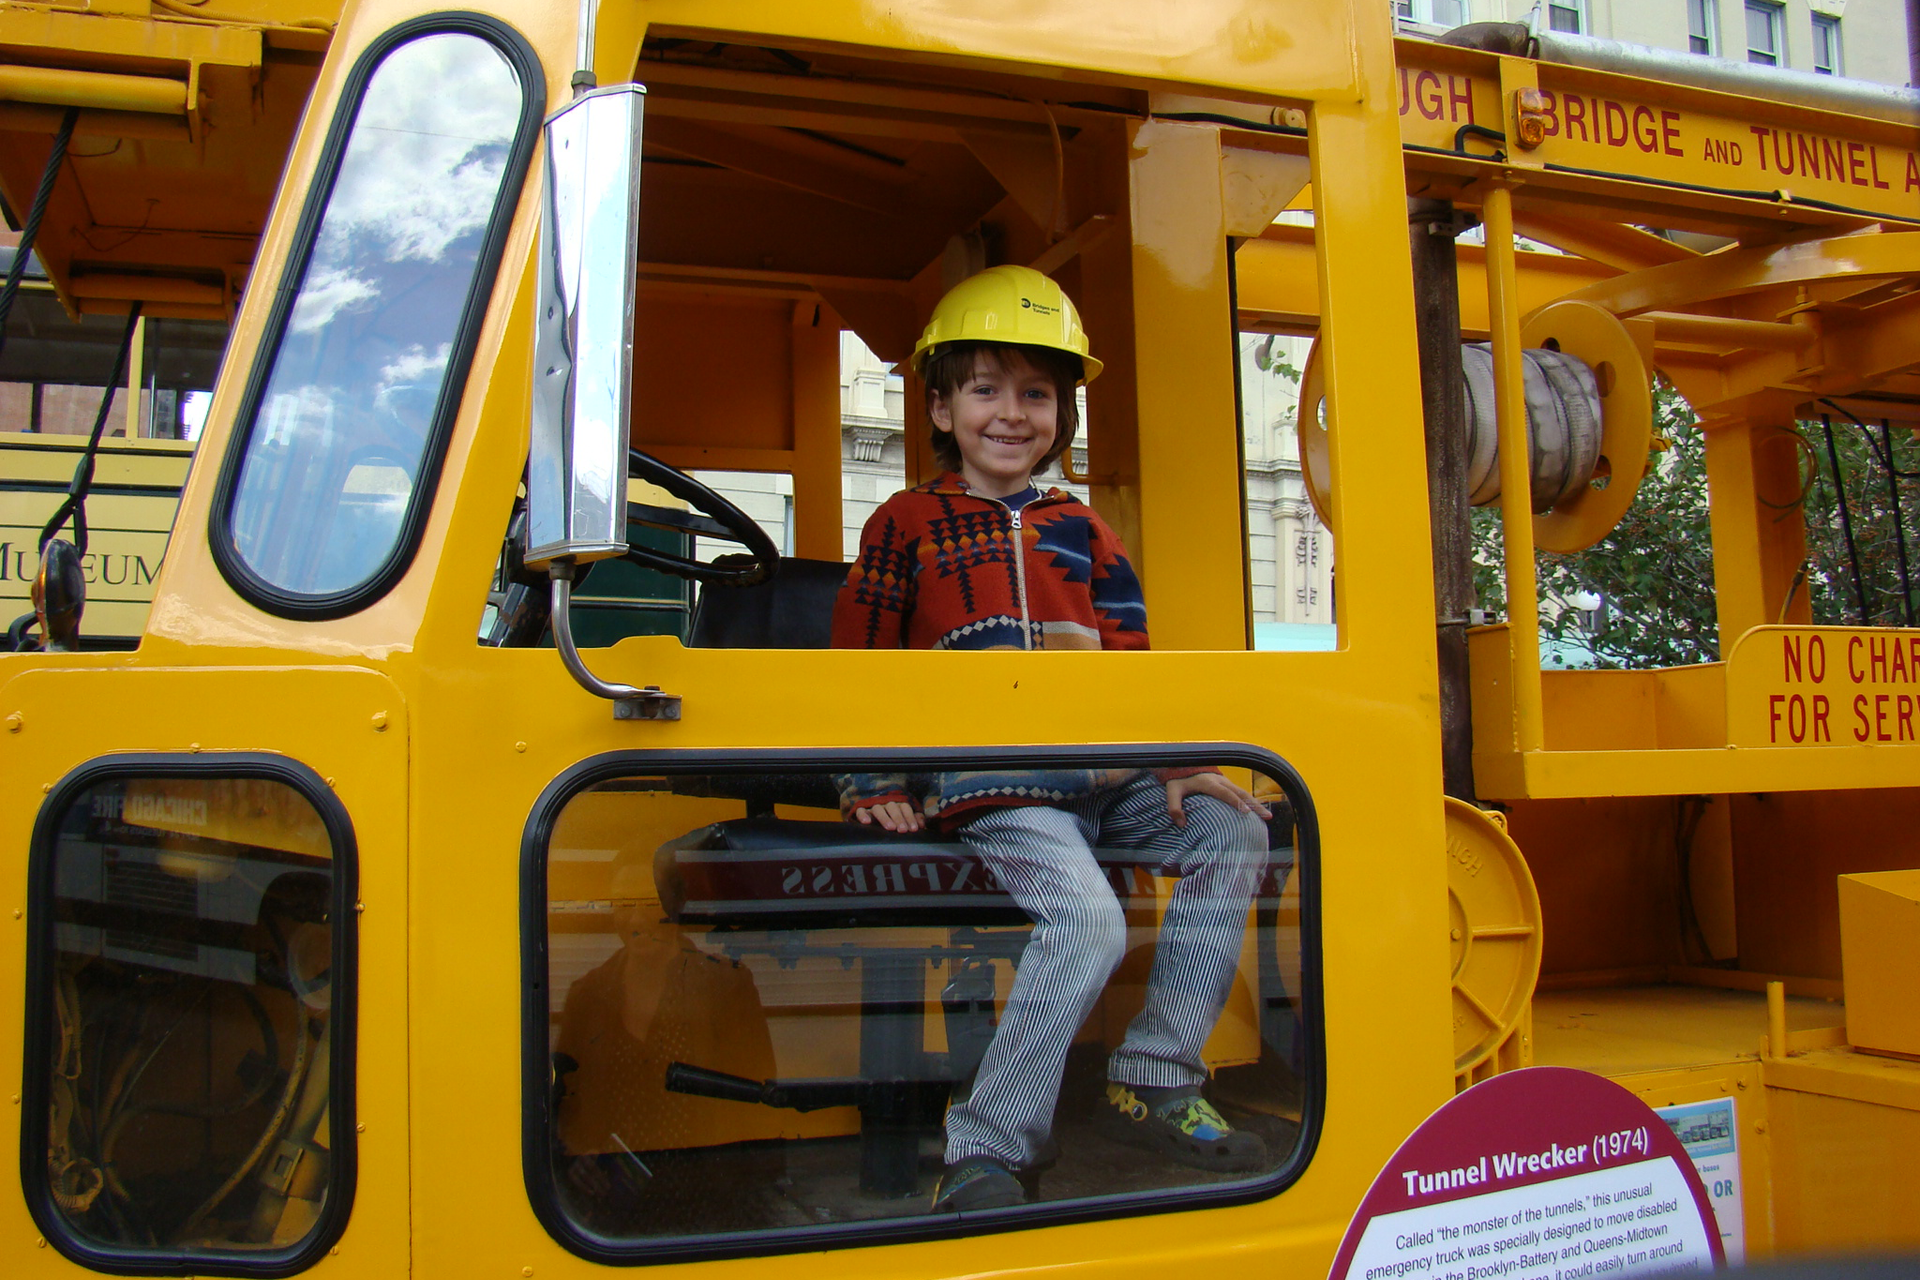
[[1746, 2, 1783, 65], [1688, 0, 1717, 54], [1812, 14, 1842, 74], [1394, 0, 1468, 26], [1546, 0, 1584, 34]]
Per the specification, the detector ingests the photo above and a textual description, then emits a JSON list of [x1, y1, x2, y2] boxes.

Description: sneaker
[[931, 1156, 1028, 1211], [1100, 1083, 1268, 1173]]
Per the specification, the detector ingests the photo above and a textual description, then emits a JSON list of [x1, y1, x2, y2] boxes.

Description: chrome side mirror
[[526, 82, 644, 568], [526, 82, 678, 719]]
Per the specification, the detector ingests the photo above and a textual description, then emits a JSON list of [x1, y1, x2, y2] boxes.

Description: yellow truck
[[2, 1, 1919, 1276]]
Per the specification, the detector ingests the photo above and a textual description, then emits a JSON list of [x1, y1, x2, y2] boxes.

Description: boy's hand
[[853, 800, 925, 833], [1165, 774, 1271, 828]]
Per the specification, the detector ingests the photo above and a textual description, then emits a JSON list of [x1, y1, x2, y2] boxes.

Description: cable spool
[[1517, 299, 1654, 554], [1459, 343, 1603, 513], [1296, 300, 1650, 553], [1445, 798, 1542, 1079]]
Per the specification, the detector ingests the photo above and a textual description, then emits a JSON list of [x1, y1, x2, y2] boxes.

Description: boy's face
[[928, 349, 1060, 498]]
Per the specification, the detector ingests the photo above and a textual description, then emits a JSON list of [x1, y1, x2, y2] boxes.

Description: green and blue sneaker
[[1101, 1083, 1267, 1173], [931, 1156, 1028, 1211]]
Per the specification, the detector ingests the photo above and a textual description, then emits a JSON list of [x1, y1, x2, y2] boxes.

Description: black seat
[[677, 555, 850, 814], [689, 555, 848, 649]]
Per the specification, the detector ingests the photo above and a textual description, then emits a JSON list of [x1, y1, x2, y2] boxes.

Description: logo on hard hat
[[1021, 296, 1058, 317]]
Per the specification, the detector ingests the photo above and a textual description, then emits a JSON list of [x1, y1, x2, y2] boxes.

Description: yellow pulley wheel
[[1521, 299, 1653, 554], [1445, 797, 1542, 1075], [1297, 335, 1332, 524]]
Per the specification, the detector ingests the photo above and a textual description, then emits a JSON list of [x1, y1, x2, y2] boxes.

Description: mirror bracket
[[549, 565, 682, 721]]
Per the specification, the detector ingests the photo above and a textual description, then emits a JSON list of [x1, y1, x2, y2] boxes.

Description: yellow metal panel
[[1234, 225, 1616, 338], [632, 291, 798, 453], [1732, 790, 1920, 981], [1125, 118, 1245, 649], [1837, 870, 1920, 1060], [619, 0, 1362, 105], [1767, 1082, 1920, 1251], [0, 665, 410, 1278], [790, 300, 843, 561], [0, 6, 268, 71]]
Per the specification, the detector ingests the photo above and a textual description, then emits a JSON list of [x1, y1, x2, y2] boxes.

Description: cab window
[[24, 760, 357, 1274], [212, 18, 541, 617], [525, 750, 1318, 1260]]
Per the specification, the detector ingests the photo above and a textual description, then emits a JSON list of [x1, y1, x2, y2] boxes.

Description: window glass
[[31, 772, 349, 1263], [1547, 1, 1584, 34], [1688, 0, 1717, 55], [530, 756, 1314, 1255], [1812, 14, 1841, 74], [222, 29, 530, 602], [1746, 2, 1781, 64]]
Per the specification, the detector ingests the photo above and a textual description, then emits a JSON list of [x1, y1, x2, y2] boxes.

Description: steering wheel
[[622, 448, 779, 587]]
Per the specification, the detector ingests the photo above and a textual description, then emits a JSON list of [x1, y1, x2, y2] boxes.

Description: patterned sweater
[[830, 474, 1147, 652], [831, 475, 1198, 827]]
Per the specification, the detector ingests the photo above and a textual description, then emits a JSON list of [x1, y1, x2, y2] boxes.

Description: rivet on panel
[[189, 743, 202, 753], [371, 711, 389, 731], [523, 1268, 534, 1277], [11, 1093, 18, 1104], [330, 1246, 340, 1255], [514, 741, 528, 753], [5, 712, 21, 732], [356, 1122, 365, 1133], [37, 1237, 47, 1247], [12, 908, 20, 919], [355, 902, 365, 913], [326, 777, 337, 788], [42, 782, 52, 793]]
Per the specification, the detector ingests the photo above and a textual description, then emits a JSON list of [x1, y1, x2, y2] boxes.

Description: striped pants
[[943, 771, 1268, 1169]]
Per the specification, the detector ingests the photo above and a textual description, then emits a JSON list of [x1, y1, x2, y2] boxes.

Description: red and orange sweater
[[829, 474, 1147, 652]]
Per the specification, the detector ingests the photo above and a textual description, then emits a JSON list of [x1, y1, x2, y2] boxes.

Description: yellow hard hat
[[910, 264, 1102, 383]]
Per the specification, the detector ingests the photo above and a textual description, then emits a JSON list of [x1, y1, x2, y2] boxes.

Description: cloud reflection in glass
[[228, 32, 524, 598]]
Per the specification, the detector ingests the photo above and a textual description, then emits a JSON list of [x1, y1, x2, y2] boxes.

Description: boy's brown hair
[[920, 341, 1082, 478]]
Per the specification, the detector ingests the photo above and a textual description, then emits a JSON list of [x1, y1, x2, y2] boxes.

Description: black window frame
[[21, 753, 361, 1278], [207, 12, 545, 621], [520, 743, 1325, 1265]]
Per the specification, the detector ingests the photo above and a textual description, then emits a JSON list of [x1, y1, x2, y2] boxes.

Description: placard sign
[[1726, 625, 1920, 747], [1653, 1098, 1742, 1264], [1329, 1068, 1722, 1280]]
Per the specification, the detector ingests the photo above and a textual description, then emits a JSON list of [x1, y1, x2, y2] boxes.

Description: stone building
[[1396, 0, 1908, 88]]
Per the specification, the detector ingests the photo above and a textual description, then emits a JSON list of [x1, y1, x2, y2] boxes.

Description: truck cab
[[2, 1, 1917, 1276]]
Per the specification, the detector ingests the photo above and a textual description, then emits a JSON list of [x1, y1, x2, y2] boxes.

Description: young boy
[[830, 265, 1273, 1211]]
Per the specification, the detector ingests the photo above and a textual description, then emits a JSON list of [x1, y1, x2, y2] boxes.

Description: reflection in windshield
[[227, 32, 524, 597]]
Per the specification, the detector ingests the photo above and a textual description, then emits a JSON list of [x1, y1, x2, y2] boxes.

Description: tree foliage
[[1471, 383, 1920, 670]]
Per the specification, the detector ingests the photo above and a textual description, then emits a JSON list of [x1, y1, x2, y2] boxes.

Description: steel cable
[[39, 301, 143, 555], [0, 107, 79, 362]]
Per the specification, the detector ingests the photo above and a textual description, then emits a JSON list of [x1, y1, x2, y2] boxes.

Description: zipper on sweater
[[977, 494, 1035, 650], [1009, 505, 1032, 649]]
